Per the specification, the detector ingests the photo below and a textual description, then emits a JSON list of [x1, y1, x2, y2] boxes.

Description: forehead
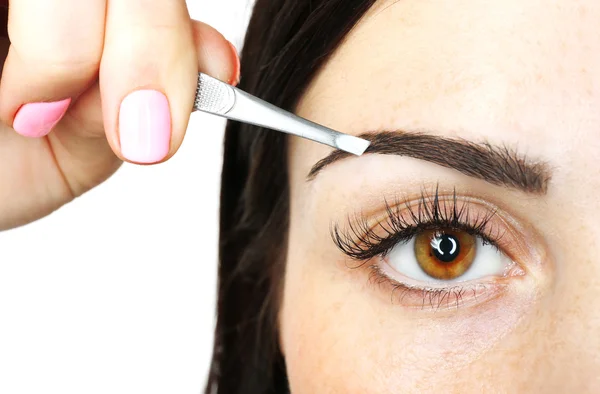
[[292, 0, 600, 168]]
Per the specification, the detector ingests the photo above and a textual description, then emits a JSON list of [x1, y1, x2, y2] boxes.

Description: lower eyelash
[[368, 264, 503, 310]]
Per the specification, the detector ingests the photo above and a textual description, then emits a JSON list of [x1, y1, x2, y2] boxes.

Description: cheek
[[280, 234, 540, 393], [280, 252, 385, 393]]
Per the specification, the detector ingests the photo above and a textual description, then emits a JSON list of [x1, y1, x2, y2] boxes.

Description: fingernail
[[13, 98, 71, 138], [119, 90, 171, 164], [228, 41, 241, 86]]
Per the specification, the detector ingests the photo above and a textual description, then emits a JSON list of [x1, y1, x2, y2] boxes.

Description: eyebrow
[[307, 131, 552, 194]]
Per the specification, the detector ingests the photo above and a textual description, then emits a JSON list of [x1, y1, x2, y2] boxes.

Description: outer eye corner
[[504, 260, 527, 278]]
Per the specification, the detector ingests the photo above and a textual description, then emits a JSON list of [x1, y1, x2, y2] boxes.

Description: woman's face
[[280, 0, 600, 392]]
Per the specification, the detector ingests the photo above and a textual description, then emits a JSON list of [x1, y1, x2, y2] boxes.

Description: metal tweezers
[[193, 72, 370, 156]]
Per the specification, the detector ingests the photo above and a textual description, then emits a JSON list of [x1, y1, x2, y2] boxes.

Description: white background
[[0, 1, 253, 392]]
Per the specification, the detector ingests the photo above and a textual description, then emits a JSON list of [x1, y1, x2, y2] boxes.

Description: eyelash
[[331, 187, 503, 260], [330, 186, 508, 308], [368, 264, 496, 310]]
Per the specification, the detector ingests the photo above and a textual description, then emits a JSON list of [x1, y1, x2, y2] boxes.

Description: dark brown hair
[[206, 1, 377, 393]]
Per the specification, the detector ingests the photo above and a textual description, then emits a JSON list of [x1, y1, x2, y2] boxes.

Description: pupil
[[430, 233, 460, 263]]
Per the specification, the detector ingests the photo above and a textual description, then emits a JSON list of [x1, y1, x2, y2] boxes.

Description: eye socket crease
[[307, 131, 552, 194]]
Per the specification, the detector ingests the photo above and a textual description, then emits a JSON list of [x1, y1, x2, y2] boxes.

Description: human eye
[[331, 186, 528, 310]]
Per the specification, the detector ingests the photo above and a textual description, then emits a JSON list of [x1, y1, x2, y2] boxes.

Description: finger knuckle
[[10, 38, 101, 77]]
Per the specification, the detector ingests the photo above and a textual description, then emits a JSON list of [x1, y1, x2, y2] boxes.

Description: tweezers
[[192, 72, 370, 156]]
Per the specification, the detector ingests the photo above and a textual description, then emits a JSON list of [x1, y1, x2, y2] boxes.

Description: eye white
[[384, 235, 512, 285]]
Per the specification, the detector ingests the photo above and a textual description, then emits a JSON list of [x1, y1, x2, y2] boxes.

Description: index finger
[[0, 0, 106, 136]]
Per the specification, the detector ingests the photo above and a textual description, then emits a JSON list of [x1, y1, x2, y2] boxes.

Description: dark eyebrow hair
[[307, 131, 552, 194]]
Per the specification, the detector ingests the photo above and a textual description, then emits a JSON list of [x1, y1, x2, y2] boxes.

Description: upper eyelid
[[307, 130, 552, 195], [331, 190, 503, 260], [331, 195, 476, 251]]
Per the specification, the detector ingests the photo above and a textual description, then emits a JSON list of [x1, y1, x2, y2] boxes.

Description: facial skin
[[280, 0, 600, 393]]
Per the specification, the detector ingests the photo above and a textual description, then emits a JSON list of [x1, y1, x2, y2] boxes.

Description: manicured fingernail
[[119, 90, 171, 164], [13, 98, 71, 138], [228, 41, 241, 86]]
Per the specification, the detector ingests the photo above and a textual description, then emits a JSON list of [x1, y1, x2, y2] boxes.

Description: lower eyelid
[[368, 264, 513, 310]]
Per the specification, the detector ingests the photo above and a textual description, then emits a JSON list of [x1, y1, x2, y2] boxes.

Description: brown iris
[[414, 229, 477, 280]]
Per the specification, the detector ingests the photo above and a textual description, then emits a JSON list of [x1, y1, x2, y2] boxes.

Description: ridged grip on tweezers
[[194, 73, 235, 114]]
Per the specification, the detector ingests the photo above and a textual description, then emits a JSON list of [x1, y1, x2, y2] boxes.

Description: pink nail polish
[[13, 98, 71, 138], [119, 90, 171, 163]]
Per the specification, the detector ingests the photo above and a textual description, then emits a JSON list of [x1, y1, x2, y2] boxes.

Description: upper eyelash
[[330, 185, 503, 261]]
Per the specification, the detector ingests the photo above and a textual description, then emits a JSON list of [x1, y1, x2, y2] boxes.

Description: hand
[[0, 0, 239, 230]]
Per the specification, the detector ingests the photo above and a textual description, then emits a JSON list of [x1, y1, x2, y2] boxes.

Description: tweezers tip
[[335, 134, 371, 156]]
